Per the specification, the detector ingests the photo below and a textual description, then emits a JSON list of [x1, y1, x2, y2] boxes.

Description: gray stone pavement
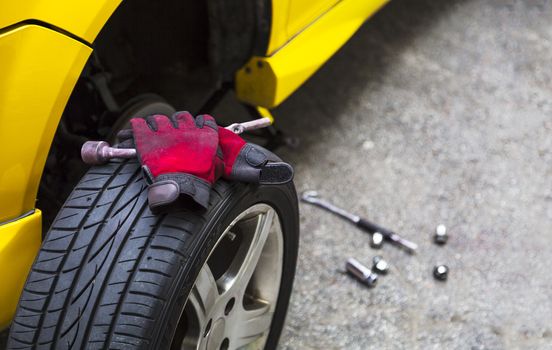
[[274, 0, 552, 349]]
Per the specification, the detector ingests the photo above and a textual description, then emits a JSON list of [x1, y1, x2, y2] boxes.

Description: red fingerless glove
[[121, 112, 223, 211], [217, 127, 293, 184]]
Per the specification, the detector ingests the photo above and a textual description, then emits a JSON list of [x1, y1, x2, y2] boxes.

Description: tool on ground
[[434, 224, 448, 245], [345, 258, 378, 288], [301, 191, 418, 254], [372, 256, 389, 274], [370, 232, 384, 249], [433, 265, 449, 281], [81, 117, 272, 165]]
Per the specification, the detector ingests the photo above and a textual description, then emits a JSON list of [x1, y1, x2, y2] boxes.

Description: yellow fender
[[0, 0, 121, 43], [0, 24, 92, 330], [0, 0, 121, 329], [0, 211, 42, 329]]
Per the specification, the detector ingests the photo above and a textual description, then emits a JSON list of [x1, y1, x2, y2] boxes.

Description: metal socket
[[433, 264, 449, 281], [372, 256, 389, 274], [370, 232, 384, 249], [345, 258, 378, 288], [81, 141, 137, 165], [434, 224, 448, 245]]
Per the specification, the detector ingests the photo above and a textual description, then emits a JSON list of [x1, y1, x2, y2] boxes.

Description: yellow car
[[0, 0, 387, 348]]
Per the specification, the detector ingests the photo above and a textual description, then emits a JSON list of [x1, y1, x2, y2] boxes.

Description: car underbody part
[[345, 258, 378, 288], [433, 265, 449, 281], [106, 93, 177, 143], [434, 224, 448, 245], [300, 191, 418, 254], [81, 117, 273, 165]]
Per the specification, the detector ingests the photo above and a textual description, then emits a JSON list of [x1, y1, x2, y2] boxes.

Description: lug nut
[[433, 264, 449, 281], [370, 232, 384, 249], [372, 256, 389, 274], [434, 224, 448, 245], [345, 258, 378, 288]]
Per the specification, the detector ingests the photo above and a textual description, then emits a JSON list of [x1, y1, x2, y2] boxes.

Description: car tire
[[7, 159, 299, 349]]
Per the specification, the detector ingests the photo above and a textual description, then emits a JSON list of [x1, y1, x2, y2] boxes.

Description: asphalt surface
[[272, 0, 552, 349]]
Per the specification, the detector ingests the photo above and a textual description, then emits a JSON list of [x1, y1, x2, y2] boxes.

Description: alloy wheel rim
[[174, 203, 284, 350]]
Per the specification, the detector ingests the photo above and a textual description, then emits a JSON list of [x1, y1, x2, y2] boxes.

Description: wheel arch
[[34, 0, 271, 228]]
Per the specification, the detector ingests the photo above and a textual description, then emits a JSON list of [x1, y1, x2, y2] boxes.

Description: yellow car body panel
[[286, 0, 340, 41], [267, 0, 340, 55], [0, 25, 92, 223], [236, 0, 389, 108], [267, 0, 292, 55], [0, 210, 42, 330], [0, 25, 91, 329], [0, 0, 121, 43]]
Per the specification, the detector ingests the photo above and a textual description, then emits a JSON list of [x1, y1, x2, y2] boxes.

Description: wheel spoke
[[233, 302, 273, 348], [188, 264, 220, 325], [230, 209, 275, 295]]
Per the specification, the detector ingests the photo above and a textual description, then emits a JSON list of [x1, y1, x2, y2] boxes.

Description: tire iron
[[81, 117, 272, 165], [301, 191, 418, 254]]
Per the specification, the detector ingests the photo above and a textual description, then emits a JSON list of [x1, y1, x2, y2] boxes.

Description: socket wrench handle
[[301, 191, 417, 254], [356, 219, 418, 253], [81, 117, 273, 165], [226, 117, 272, 134]]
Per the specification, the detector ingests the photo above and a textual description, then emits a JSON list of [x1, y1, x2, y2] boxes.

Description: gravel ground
[[273, 0, 552, 349]]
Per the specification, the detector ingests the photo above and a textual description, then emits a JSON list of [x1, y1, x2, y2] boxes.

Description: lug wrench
[[81, 117, 272, 165], [301, 191, 418, 254]]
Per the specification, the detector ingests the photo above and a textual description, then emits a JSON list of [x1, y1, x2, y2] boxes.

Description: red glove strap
[[217, 127, 247, 179]]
